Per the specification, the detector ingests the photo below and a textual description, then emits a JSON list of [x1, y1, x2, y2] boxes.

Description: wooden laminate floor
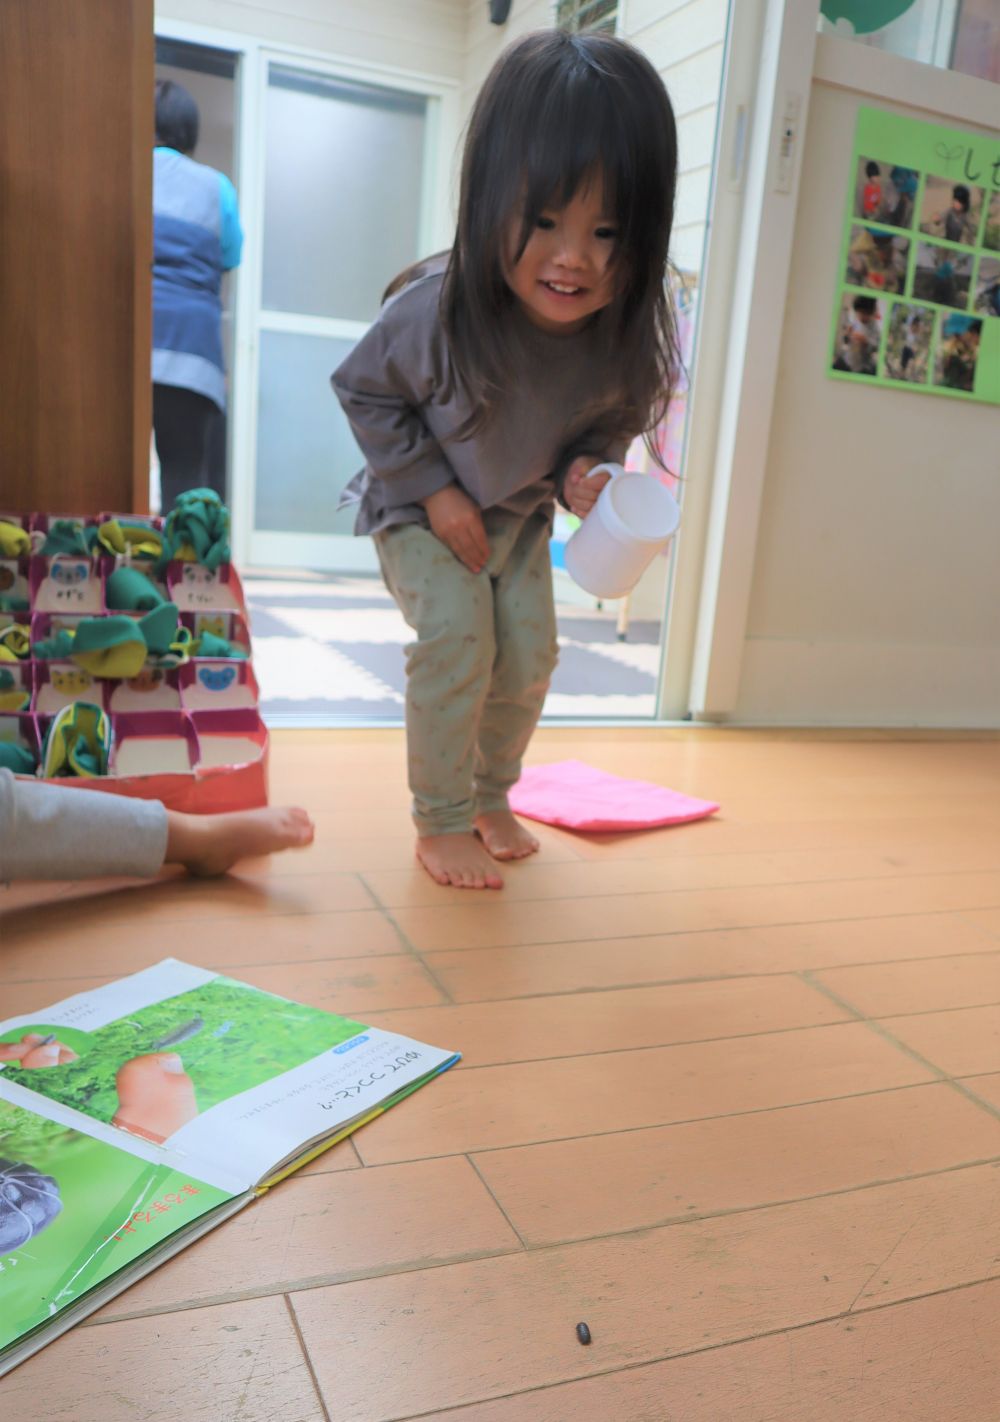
[[4, 727, 1000, 1420]]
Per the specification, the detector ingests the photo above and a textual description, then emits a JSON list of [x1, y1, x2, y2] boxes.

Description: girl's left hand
[[564, 457, 612, 518]]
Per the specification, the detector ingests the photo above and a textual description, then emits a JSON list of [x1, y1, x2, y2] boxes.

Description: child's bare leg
[[417, 832, 504, 890], [165, 806, 314, 877], [473, 809, 539, 861]]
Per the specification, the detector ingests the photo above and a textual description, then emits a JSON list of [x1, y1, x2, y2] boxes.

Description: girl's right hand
[[564, 456, 613, 518], [422, 485, 490, 573]]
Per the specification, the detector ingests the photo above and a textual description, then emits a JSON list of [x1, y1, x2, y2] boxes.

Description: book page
[[1, 960, 458, 1184], [0, 1088, 240, 1361]]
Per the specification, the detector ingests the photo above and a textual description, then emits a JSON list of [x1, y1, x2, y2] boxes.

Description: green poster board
[[829, 106, 1000, 404]]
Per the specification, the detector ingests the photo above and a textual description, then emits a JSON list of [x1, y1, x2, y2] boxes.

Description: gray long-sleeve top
[[0, 770, 168, 883], [331, 259, 633, 537]]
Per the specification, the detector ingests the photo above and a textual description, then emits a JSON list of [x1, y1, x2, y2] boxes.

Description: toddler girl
[[333, 29, 680, 889]]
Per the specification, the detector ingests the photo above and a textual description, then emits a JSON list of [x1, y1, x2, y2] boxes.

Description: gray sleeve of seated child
[[0, 769, 169, 883]]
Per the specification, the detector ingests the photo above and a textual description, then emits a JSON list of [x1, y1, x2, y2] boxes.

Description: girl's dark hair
[[953, 184, 970, 210], [155, 78, 199, 155], [438, 30, 681, 459], [865, 161, 880, 178]]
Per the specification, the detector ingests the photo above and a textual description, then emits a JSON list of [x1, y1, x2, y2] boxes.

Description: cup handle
[[577, 463, 625, 507], [587, 462, 625, 484]]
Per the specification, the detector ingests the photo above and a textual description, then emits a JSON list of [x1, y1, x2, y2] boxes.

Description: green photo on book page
[[0, 977, 364, 1145], [0, 1100, 231, 1354], [829, 106, 1000, 406]]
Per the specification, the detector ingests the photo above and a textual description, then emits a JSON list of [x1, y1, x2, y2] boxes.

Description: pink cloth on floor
[[508, 760, 719, 832]]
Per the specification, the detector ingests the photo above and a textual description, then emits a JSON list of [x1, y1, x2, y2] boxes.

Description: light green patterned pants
[[375, 507, 559, 836]]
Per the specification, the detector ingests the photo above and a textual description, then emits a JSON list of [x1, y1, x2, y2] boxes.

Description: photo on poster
[[911, 242, 972, 309], [832, 291, 883, 376], [845, 225, 909, 294], [883, 302, 933, 384], [983, 192, 1000, 252], [853, 157, 920, 228], [932, 311, 983, 393], [974, 256, 1000, 318], [918, 176, 984, 246], [831, 108, 1000, 406]]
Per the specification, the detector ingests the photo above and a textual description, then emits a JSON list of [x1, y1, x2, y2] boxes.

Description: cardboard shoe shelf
[[0, 511, 268, 812]]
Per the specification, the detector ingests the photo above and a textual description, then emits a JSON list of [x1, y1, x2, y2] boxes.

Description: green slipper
[[106, 566, 166, 612], [149, 623, 194, 669], [31, 627, 77, 661], [0, 668, 30, 712], [0, 741, 37, 774], [0, 624, 31, 661], [137, 602, 180, 657], [158, 489, 230, 573], [41, 701, 112, 778], [40, 520, 99, 558], [193, 630, 247, 659], [97, 519, 163, 562], [70, 616, 147, 679], [0, 520, 31, 558]]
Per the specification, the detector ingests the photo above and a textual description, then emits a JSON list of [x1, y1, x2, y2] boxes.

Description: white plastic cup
[[563, 463, 681, 600]]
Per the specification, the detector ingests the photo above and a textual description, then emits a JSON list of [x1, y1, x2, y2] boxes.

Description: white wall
[[155, 0, 468, 80], [733, 45, 1000, 726], [624, 0, 727, 272], [463, 0, 552, 112]]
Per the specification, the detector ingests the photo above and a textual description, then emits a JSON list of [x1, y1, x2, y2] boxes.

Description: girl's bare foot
[[165, 806, 314, 878], [416, 832, 504, 889], [473, 809, 540, 861]]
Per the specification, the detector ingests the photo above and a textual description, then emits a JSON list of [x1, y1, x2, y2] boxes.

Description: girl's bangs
[[517, 83, 628, 231], [523, 93, 625, 223]]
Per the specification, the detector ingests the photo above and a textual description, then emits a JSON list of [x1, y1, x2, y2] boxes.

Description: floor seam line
[[465, 1154, 531, 1252], [357, 1078, 954, 1162], [282, 1293, 333, 1422], [802, 972, 1000, 1125], [351, 869, 457, 1005], [10, 944, 1000, 997], [388, 1270, 1000, 1421]]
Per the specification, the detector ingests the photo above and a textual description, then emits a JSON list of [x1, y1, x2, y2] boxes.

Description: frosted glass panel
[[263, 66, 427, 322], [254, 330, 362, 536]]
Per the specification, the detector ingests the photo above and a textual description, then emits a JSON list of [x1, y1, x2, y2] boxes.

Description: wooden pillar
[[0, 0, 153, 515]]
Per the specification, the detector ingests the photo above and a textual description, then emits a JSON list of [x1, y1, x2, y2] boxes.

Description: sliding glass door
[[248, 63, 435, 572]]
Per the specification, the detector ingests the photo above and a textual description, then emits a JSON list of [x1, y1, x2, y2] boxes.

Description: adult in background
[[152, 78, 243, 510]]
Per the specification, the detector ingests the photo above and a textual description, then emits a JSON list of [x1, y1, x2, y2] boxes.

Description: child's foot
[[416, 833, 504, 889], [166, 806, 315, 878], [473, 809, 540, 862]]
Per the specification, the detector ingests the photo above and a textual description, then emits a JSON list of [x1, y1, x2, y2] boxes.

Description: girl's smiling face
[[505, 177, 618, 334]]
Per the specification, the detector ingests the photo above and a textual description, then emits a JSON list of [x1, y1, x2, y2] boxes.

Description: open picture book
[[0, 958, 458, 1376]]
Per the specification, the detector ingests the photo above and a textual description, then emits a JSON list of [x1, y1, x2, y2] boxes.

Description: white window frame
[[670, 0, 823, 720]]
